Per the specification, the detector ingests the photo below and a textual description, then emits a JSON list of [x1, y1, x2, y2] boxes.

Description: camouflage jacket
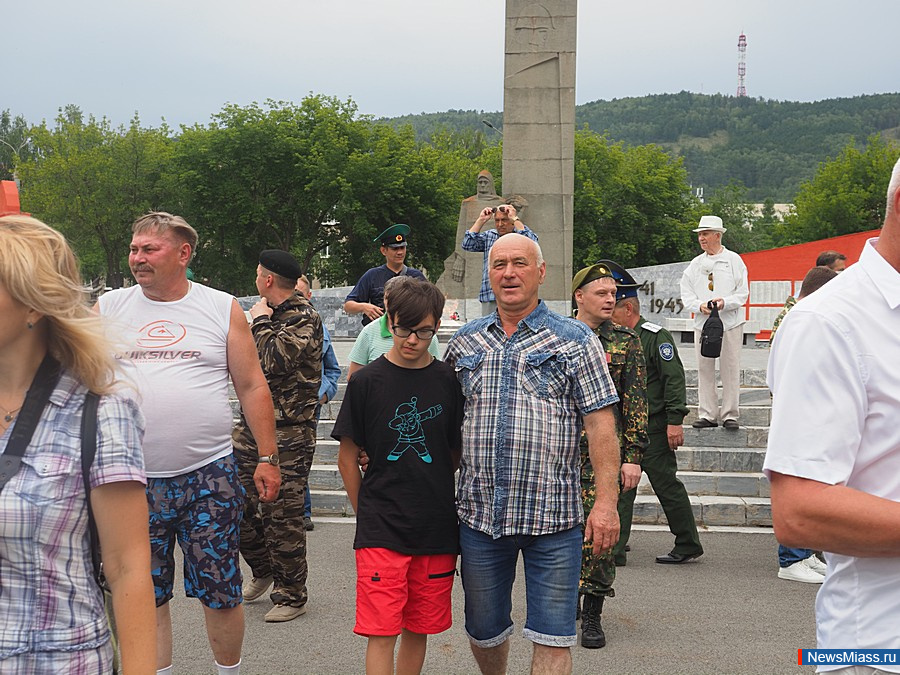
[[581, 320, 649, 469], [234, 291, 323, 448], [770, 296, 796, 343]]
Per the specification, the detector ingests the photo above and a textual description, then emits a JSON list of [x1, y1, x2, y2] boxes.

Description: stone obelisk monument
[[503, 0, 575, 313]]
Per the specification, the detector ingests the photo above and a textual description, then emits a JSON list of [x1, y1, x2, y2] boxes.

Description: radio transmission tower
[[737, 32, 747, 97]]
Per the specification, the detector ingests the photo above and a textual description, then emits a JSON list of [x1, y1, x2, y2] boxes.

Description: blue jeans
[[303, 485, 312, 519], [459, 522, 581, 648], [778, 545, 813, 568]]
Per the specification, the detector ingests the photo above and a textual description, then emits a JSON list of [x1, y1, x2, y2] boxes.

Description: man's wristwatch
[[258, 453, 280, 466]]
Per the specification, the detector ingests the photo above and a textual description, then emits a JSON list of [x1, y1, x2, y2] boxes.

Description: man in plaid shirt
[[444, 235, 621, 675]]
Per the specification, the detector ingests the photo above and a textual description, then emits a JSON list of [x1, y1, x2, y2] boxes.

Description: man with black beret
[[605, 260, 703, 566], [343, 224, 427, 326], [234, 249, 324, 622], [572, 262, 648, 649]]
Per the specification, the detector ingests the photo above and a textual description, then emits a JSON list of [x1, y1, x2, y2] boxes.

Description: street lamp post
[[0, 136, 30, 188]]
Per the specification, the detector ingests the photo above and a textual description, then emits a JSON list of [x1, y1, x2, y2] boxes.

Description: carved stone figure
[[437, 170, 504, 301]]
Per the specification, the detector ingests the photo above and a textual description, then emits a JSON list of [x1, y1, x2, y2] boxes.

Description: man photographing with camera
[[462, 203, 539, 316]]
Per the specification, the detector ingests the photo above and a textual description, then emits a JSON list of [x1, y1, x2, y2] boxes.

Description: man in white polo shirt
[[764, 157, 900, 671]]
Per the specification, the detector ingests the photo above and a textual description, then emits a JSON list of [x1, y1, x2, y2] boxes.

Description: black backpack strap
[[0, 355, 61, 491], [80, 391, 102, 584]]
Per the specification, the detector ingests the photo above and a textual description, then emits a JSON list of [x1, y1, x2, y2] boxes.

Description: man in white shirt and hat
[[679, 216, 749, 430]]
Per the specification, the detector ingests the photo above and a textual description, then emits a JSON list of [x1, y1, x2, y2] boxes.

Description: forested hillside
[[384, 92, 900, 201]]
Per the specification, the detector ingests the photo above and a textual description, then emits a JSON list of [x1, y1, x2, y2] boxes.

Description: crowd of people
[[2, 156, 899, 675]]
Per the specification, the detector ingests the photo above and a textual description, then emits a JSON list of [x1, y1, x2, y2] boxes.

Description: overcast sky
[[7, 1, 898, 129]]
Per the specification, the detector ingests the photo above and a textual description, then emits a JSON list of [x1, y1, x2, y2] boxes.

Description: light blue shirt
[[319, 325, 340, 402]]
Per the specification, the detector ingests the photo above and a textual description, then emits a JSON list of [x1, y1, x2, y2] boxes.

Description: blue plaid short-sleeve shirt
[[444, 301, 618, 538]]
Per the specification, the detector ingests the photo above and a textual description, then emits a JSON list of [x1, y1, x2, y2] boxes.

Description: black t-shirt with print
[[332, 355, 463, 555]]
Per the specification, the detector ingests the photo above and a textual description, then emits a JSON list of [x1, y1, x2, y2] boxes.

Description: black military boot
[[580, 594, 606, 649]]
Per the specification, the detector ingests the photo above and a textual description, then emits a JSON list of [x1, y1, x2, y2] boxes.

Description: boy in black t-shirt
[[333, 279, 463, 675]]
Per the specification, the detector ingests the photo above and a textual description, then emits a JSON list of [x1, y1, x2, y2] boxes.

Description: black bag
[[81, 392, 120, 675], [700, 301, 724, 358], [0, 356, 61, 491]]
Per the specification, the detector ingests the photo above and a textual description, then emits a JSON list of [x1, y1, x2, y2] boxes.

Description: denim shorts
[[459, 522, 581, 648], [146, 454, 244, 608]]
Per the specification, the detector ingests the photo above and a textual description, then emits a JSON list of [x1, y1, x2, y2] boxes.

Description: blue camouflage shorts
[[146, 454, 245, 608]]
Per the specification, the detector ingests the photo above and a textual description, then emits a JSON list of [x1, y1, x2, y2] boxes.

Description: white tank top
[[99, 283, 235, 477]]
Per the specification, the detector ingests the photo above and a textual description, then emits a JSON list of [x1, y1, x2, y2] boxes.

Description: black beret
[[259, 249, 302, 280]]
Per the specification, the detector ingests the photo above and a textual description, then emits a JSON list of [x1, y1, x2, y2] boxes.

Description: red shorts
[[354, 548, 457, 637]]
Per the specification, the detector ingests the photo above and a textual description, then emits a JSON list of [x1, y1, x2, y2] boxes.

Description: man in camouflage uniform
[[771, 266, 837, 344], [572, 262, 648, 649], [234, 250, 323, 623], [605, 260, 703, 566], [770, 296, 796, 340]]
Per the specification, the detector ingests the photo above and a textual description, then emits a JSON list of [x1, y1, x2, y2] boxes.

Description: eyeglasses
[[392, 325, 436, 340], [708, 273, 714, 291]]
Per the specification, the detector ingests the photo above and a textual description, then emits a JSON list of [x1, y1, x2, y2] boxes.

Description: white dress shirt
[[764, 239, 900, 665]]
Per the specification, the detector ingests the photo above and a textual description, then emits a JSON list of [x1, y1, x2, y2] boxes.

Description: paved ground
[[169, 525, 817, 674]]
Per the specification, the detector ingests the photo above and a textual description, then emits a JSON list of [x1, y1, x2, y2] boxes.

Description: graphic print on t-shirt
[[386, 396, 443, 464]]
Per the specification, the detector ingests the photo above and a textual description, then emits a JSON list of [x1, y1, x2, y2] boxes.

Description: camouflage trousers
[[579, 468, 626, 599], [235, 428, 315, 607]]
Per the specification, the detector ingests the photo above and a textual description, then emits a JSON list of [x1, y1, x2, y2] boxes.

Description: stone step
[[311, 441, 770, 473], [311, 492, 774, 527], [637, 470, 769, 499], [315, 437, 770, 466], [309, 488, 354, 517], [685, 387, 771, 406], [683, 368, 768, 388], [632, 495, 771, 527], [682, 425, 768, 448], [317, 419, 335, 439], [685, 406, 771, 427], [675, 446, 766, 473], [319, 400, 341, 420], [308, 464, 345, 490], [314, 439, 340, 463]]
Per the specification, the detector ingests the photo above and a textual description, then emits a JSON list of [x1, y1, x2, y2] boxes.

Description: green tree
[[573, 131, 696, 268], [18, 109, 173, 286], [780, 135, 899, 244], [173, 97, 368, 293], [330, 121, 472, 284], [0, 110, 33, 181], [173, 97, 473, 295]]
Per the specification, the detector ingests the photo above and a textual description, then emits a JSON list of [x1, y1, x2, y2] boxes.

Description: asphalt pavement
[[169, 525, 817, 674]]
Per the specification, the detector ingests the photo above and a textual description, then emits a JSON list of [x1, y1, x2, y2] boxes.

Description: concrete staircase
[[633, 368, 772, 528], [305, 366, 773, 528]]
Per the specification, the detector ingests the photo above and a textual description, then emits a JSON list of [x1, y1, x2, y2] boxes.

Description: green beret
[[571, 263, 614, 295], [259, 249, 303, 280], [375, 223, 410, 248]]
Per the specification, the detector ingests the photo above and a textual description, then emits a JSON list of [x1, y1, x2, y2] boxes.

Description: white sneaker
[[243, 575, 273, 601], [778, 560, 824, 584], [804, 554, 827, 574]]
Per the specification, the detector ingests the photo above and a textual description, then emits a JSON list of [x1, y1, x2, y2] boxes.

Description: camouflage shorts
[[146, 454, 245, 608]]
